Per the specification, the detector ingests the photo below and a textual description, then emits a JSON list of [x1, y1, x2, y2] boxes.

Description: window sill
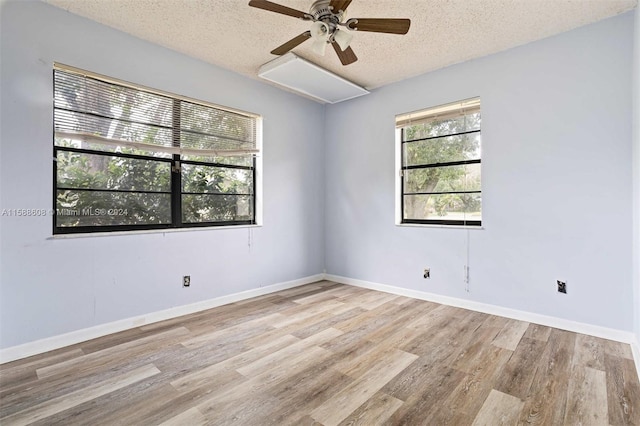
[[48, 224, 263, 240], [395, 223, 484, 230]]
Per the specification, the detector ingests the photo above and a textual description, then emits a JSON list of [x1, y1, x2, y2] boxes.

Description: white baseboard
[[0, 274, 324, 364], [326, 274, 637, 344]]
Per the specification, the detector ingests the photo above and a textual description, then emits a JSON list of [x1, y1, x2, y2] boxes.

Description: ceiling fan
[[248, 0, 411, 66]]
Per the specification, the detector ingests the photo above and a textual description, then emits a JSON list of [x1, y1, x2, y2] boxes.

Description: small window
[[53, 64, 261, 234], [396, 98, 481, 227]]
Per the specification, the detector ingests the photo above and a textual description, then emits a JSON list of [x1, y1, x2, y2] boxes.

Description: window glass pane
[[403, 193, 482, 222], [55, 137, 172, 159], [461, 163, 482, 192], [403, 133, 480, 166], [181, 154, 253, 167], [180, 130, 255, 152], [402, 112, 480, 140], [182, 194, 253, 223], [182, 164, 252, 194], [56, 151, 171, 192], [56, 190, 171, 227], [404, 163, 481, 193]]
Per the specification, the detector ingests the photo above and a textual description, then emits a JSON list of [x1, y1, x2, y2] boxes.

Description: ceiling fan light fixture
[[310, 21, 330, 56], [333, 29, 353, 51], [310, 21, 329, 40], [311, 39, 328, 56]]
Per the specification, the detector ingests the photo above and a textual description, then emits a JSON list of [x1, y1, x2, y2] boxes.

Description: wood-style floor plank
[[310, 348, 417, 426], [180, 313, 283, 349], [523, 323, 552, 342], [2, 364, 160, 426], [384, 365, 467, 424], [62, 381, 196, 426], [425, 346, 511, 426], [573, 334, 605, 371], [493, 337, 546, 399], [564, 366, 608, 425], [237, 328, 343, 378], [605, 353, 640, 425], [605, 339, 635, 360], [518, 329, 575, 425], [35, 327, 188, 379], [170, 334, 299, 392], [0, 348, 84, 393], [254, 366, 353, 425], [491, 319, 530, 351], [194, 344, 336, 423], [336, 390, 402, 426], [159, 407, 206, 426], [471, 389, 524, 426], [291, 307, 368, 340], [1, 281, 638, 425]]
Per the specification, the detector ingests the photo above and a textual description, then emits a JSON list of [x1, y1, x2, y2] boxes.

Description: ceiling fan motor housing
[[310, 0, 344, 30]]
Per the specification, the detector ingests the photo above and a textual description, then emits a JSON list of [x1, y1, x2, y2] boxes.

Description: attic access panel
[[258, 53, 369, 104]]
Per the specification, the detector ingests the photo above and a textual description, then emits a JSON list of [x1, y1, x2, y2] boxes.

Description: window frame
[[52, 63, 262, 235], [395, 98, 482, 228]]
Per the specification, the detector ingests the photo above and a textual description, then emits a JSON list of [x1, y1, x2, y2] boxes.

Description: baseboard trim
[[0, 274, 324, 364], [326, 274, 636, 344]]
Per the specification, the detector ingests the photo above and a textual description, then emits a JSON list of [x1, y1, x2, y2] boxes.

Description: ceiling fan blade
[[346, 18, 411, 34], [332, 42, 358, 65], [271, 31, 311, 55], [248, 0, 308, 19], [329, 0, 352, 13]]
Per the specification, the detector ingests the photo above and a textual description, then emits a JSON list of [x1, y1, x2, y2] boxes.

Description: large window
[[53, 64, 260, 234], [396, 98, 481, 226]]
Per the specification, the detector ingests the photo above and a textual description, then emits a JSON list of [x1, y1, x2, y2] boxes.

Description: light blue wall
[[0, 0, 325, 349], [324, 13, 635, 331]]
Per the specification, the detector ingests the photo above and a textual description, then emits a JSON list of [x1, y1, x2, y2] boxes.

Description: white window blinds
[[53, 64, 259, 157], [395, 98, 481, 129]]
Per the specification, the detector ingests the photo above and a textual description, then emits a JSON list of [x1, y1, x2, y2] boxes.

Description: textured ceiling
[[44, 0, 636, 91]]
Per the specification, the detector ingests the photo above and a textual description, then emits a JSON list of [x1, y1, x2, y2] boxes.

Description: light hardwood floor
[[1, 281, 639, 425]]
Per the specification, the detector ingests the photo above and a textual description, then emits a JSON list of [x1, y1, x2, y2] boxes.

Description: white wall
[[0, 1, 325, 349], [633, 4, 640, 341], [325, 13, 635, 331]]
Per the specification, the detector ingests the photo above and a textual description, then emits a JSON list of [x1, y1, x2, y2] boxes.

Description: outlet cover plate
[[557, 280, 566, 294]]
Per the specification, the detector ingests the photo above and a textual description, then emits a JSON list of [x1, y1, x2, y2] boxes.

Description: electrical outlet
[[183, 275, 191, 287], [557, 280, 566, 294], [423, 268, 430, 279]]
